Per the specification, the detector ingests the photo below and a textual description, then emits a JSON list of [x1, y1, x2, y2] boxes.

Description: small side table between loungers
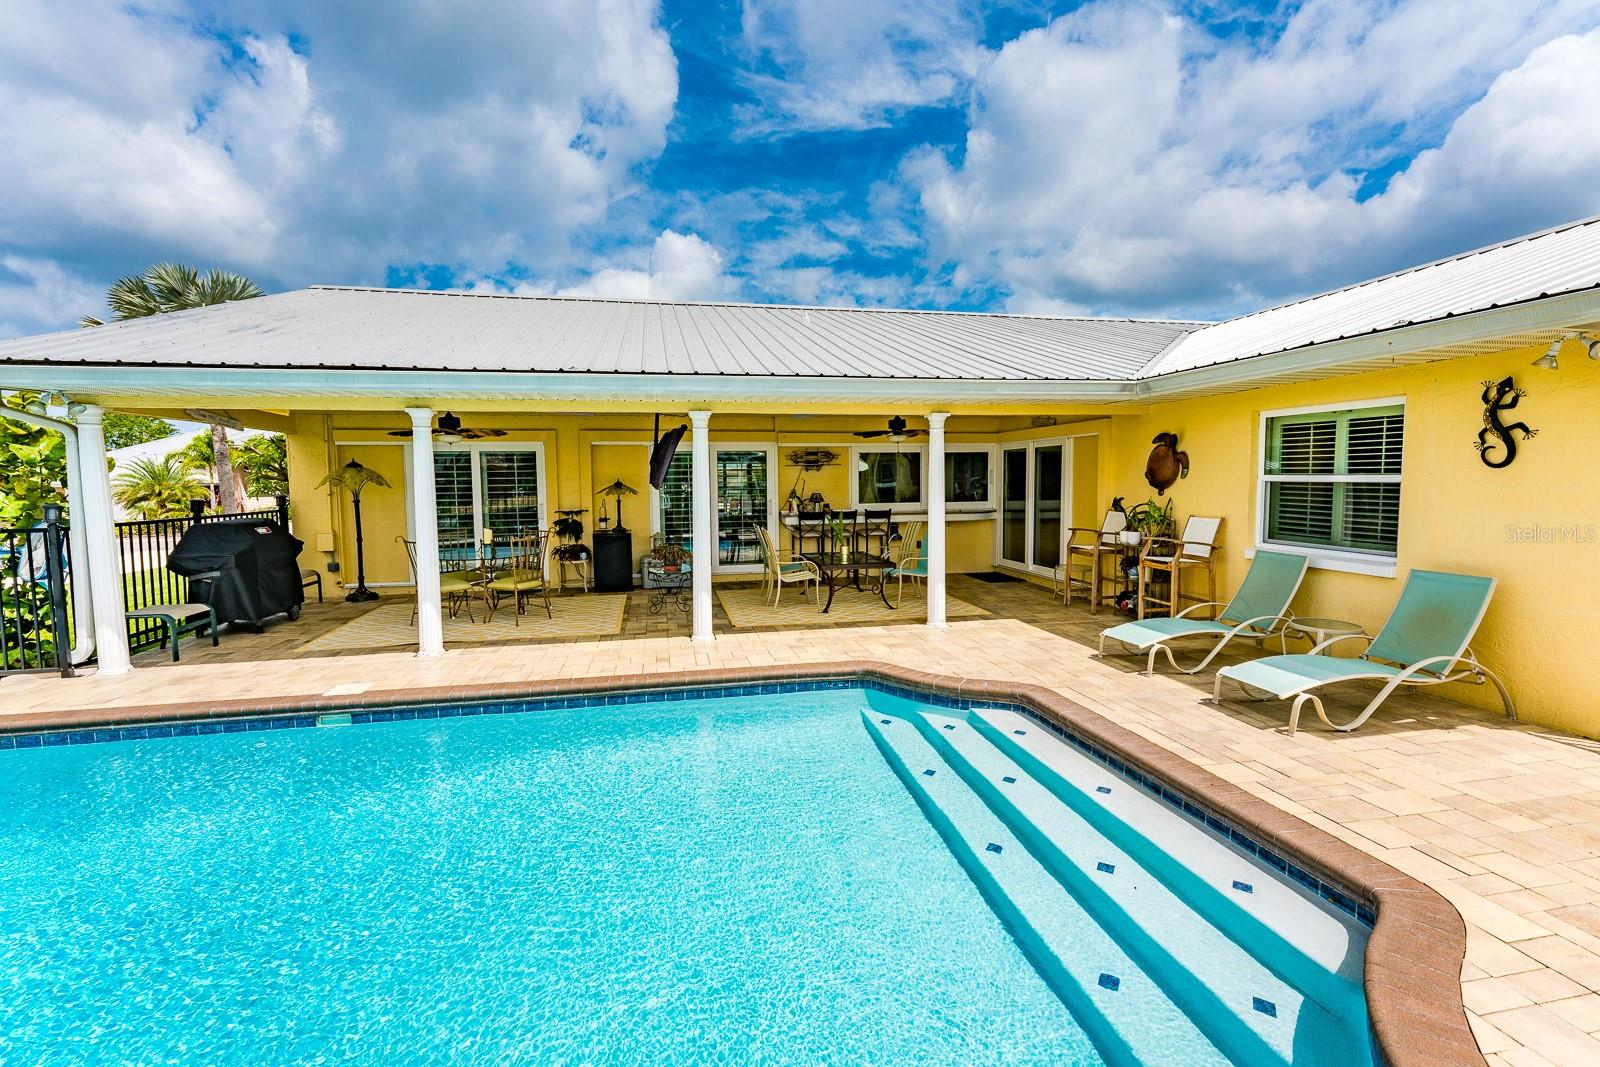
[[1284, 617, 1364, 651]]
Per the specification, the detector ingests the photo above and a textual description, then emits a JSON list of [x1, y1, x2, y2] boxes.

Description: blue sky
[[2, 0, 1599, 339]]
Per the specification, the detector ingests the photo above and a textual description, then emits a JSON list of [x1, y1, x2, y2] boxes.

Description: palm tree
[[82, 263, 264, 513], [111, 457, 208, 520]]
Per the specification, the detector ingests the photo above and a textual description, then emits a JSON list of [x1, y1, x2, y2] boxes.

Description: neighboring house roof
[[107, 428, 253, 472], [1, 214, 1597, 399]]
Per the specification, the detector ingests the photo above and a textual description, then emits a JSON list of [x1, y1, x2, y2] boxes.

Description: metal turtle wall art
[[1144, 433, 1190, 495]]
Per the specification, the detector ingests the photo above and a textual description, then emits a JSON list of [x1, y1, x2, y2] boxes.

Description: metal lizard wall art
[[1474, 376, 1537, 469]]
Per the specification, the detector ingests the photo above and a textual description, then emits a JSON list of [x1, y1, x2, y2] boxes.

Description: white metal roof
[[1, 214, 1596, 398], [1143, 214, 1600, 378], [0, 286, 1196, 382]]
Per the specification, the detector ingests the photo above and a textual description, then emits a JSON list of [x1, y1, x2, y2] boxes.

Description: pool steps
[[865, 701, 1377, 1067], [969, 706, 1368, 1009], [862, 711, 1229, 1067], [913, 709, 1358, 1066]]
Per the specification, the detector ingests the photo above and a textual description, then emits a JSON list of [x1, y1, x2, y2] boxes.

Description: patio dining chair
[[1212, 569, 1516, 735], [396, 536, 480, 623], [885, 551, 928, 607], [485, 532, 553, 624], [887, 520, 925, 567], [1055, 508, 1128, 610], [1099, 549, 1308, 674], [755, 526, 820, 606], [861, 508, 895, 558], [1137, 516, 1222, 620]]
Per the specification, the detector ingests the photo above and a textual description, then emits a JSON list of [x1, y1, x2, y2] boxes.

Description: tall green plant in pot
[[1122, 497, 1176, 546]]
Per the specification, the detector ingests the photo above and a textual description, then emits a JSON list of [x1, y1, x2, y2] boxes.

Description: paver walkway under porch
[[3, 574, 1598, 1064]]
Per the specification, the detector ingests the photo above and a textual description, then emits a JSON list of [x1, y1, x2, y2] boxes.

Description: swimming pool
[[0, 682, 1374, 1065]]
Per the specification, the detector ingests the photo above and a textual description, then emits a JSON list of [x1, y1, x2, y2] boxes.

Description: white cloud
[[911, 0, 1600, 316], [0, 256, 105, 339], [556, 230, 733, 301], [0, 0, 679, 333], [735, 0, 984, 134], [458, 230, 733, 302]]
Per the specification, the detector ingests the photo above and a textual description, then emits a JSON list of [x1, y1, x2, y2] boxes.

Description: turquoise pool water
[[0, 684, 1374, 1065], [0, 688, 1101, 1065]]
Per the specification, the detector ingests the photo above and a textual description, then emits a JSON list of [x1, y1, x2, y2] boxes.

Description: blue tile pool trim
[[0, 674, 1374, 925]]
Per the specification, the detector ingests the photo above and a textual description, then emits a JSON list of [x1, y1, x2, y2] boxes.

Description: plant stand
[[643, 560, 691, 613], [558, 558, 590, 593]]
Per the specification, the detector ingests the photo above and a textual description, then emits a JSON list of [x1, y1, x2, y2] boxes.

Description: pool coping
[[1, 661, 1482, 1067]]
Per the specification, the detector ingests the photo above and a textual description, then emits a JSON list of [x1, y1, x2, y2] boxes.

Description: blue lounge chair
[[1213, 569, 1515, 735], [1099, 549, 1309, 675]]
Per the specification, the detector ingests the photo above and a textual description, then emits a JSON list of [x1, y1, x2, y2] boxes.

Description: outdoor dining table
[[803, 551, 896, 613], [439, 542, 514, 574]]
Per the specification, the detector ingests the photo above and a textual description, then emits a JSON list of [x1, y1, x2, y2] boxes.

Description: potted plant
[[831, 513, 849, 562], [650, 541, 691, 573], [1120, 496, 1175, 548], [552, 509, 589, 564]]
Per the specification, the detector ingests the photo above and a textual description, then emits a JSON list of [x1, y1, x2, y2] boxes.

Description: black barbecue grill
[[166, 518, 306, 632]]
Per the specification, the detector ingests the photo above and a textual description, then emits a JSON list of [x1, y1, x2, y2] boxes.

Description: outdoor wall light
[[1532, 333, 1600, 369]]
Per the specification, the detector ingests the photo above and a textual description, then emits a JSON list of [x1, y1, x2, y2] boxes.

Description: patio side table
[[1285, 617, 1364, 652], [643, 559, 691, 614]]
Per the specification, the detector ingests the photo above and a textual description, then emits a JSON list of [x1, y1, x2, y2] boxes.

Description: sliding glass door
[[714, 448, 770, 568], [1033, 445, 1063, 570], [996, 439, 1069, 576], [1001, 446, 1028, 566]]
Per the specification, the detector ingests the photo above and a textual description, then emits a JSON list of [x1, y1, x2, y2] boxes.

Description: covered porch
[[67, 399, 1122, 668]]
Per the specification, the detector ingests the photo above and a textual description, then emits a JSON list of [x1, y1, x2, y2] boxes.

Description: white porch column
[[405, 407, 445, 657], [925, 412, 950, 628], [689, 409, 714, 641], [72, 405, 131, 675]]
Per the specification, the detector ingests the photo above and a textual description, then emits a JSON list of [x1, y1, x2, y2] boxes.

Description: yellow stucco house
[[3, 215, 1598, 735]]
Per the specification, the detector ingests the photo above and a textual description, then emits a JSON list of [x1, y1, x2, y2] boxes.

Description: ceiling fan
[[853, 415, 925, 441], [387, 411, 507, 442]]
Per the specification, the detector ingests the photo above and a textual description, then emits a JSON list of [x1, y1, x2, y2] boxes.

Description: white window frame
[[847, 443, 996, 513], [941, 444, 996, 513], [1253, 396, 1403, 578], [991, 437, 1071, 576]]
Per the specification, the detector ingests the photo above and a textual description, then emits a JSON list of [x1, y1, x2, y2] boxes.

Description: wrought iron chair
[[486, 532, 553, 623], [397, 536, 480, 623]]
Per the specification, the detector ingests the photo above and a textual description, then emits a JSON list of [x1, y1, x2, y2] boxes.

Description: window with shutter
[[657, 452, 693, 548], [1262, 403, 1403, 557], [479, 450, 541, 539], [434, 452, 475, 549], [431, 445, 545, 556]]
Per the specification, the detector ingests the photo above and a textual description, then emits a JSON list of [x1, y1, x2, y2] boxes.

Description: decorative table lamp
[[596, 479, 640, 533]]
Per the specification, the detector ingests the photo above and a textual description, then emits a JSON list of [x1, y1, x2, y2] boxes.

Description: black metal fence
[[119, 497, 288, 653], [0, 505, 74, 676], [0, 497, 291, 676]]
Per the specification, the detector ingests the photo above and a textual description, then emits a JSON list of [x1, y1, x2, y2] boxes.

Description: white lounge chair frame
[[1212, 571, 1517, 735]]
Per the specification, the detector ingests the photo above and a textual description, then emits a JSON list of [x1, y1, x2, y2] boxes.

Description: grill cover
[[166, 518, 305, 629]]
